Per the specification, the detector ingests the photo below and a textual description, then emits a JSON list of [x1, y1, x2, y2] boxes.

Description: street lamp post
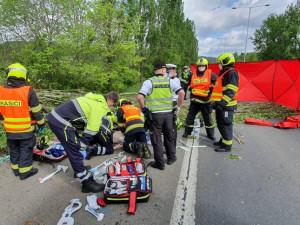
[[217, 37, 235, 53], [232, 4, 270, 62]]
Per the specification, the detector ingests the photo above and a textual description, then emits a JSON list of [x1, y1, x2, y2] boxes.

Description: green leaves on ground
[[229, 154, 242, 161]]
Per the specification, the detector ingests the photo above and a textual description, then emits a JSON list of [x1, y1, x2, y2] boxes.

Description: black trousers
[[216, 108, 234, 149], [123, 131, 147, 153], [150, 113, 175, 168], [89, 131, 114, 155], [180, 82, 188, 100], [48, 121, 88, 180], [8, 135, 36, 173], [184, 101, 214, 137]]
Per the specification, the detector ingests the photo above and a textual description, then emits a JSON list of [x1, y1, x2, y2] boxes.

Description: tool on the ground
[[85, 205, 104, 221], [90, 151, 128, 181], [87, 194, 111, 214], [179, 140, 207, 148], [233, 134, 245, 144], [176, 146, 189, 151], [118, 151, 125, 157], [39, 165, 68, 183], [87, 194, 100, 210], [57, 199, 82, 225]]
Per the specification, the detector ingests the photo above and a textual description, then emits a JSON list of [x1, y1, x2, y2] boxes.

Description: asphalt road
[[195, 121, 300, 225], [0, 119, 299, 225]]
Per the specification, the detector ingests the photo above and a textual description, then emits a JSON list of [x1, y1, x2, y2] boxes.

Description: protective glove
[[79, 147, 87, 159], [215, 103, 223, 111], [38, 124, 46, 134], [172, 106, 180, 116], [141, 107, 149, 115]]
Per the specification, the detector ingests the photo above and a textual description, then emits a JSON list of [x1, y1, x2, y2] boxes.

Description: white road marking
[[170, 131, 200, 225]]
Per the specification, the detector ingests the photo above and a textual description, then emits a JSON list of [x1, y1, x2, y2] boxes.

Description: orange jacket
[[121, 104, 142, 125], [190, 69, 212, 97], [211, 69, 238, 102], [0, 86, 35, 133], [120, 104, 144, 134]]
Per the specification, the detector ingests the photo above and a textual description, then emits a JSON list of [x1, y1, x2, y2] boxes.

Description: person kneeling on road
[[46, 91, 119, 193], [116, 98, 151, 159]]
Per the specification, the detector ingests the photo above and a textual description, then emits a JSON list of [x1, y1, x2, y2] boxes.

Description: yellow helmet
[[217, 53, 235, 66], [196, 58, 208, 67], [117, 98, 130, 108], [6, 63, 28, 80]]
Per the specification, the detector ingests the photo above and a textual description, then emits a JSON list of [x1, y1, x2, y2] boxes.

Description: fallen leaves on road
[[229, 154, 242, 161]]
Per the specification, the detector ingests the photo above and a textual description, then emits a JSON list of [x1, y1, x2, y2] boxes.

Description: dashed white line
[[170, 131, 200, 225]]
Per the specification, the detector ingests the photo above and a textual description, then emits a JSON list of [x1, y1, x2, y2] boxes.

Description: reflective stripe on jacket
[[211, 69, 239, 107], [190, 69, 212, 97], [180, 71, 190, 83], [121, 104, 144, 134], [146, 76, 173, 112], [0, 86, 35, 133]]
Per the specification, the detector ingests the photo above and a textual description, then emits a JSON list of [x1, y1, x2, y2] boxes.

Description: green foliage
[[233, 51, 258, 62], [0, 125, 8, 153], [233, 102, 297, 124], [253, 2, 300, 60], [0, 0, 198, 91]]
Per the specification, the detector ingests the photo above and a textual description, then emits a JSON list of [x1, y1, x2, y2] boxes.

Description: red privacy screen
[[191, 59, 300, 112]]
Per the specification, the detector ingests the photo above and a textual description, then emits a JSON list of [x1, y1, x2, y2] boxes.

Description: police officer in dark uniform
[[211, 53, 239, 152], [137, 62, 184, 170], [182, 58, 217, 140]]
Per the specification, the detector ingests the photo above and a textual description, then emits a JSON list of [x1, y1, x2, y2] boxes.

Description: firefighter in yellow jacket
[[0, 63, 45, 180], [46, 91, 119, 193]]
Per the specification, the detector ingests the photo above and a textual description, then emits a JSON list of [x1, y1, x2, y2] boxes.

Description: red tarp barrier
[[191, 59, 300, 112], [244, 118, 273, 127], [273, 115, 300, 129]]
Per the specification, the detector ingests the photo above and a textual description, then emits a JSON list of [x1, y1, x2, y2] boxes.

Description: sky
[[182, 0, 298, 58]]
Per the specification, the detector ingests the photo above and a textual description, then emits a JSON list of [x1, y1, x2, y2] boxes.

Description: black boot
[[167, 156, 177, 165], [142, 143, 151, 159], [149, 161, 165, 170], [19, 168, 38, 180], [182, 133, 188, 138], [215, 145, 232, 152], [81, 176, 105, 193], [13, 169, 19, 176], [74, 165, 91, 178], [136, 142, 144, 158], [213, 138, 222, 146], [85, 146, 94, 160]]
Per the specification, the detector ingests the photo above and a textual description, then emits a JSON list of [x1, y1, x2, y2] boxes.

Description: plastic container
[[194, 118, 200, 128], [145, 132, 152, 145]]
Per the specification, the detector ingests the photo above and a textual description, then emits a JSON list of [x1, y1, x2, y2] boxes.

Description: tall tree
[[253, 2, 300, 60], [0, 0, 198, 90]]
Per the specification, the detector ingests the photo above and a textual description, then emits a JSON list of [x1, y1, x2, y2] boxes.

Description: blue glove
[[38, 124, 45, 134], [142, 107, 149, 115], [79, 148, 87, 159]]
